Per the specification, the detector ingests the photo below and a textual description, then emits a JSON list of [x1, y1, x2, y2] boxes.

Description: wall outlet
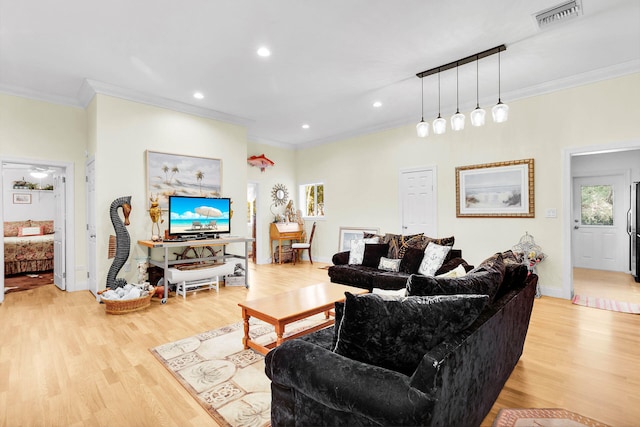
[[124, 261, 131, 272], [545, 208, 557, 218]]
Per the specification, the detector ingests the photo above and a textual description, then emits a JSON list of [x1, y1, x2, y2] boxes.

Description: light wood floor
[[573, 267, 640, 304], [0, 263, 638, 427]]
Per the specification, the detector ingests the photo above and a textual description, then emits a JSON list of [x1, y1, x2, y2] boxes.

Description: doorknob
[[574, 226, 579, 229]]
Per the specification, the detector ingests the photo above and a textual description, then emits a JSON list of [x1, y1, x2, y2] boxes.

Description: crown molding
[[0, 84, 84, 108], [80, 79, 253, 127]]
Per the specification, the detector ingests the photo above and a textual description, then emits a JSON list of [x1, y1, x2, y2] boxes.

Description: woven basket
[[98, 287, 155, 315]]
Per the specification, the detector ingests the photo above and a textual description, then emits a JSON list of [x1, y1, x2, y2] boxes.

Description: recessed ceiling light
[[193, 92, 204, 100], [257, 47, 271, 57], [302, 124, 310, 129], [373, 101, 382, 108]]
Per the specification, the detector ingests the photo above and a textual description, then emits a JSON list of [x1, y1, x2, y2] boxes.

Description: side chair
[[292, 222, 316, 264]]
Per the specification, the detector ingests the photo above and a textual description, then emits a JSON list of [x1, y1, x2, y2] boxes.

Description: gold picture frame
[[456, 158, 534, 218]]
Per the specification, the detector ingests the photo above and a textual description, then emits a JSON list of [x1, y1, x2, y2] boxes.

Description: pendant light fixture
[[433, 72, 446, 135], [451, 63, 465, 131], [416, 44, 507, 135], [492, 49, 509, 123], [470, 55, 486, 127], [416, 76, 429, 138]]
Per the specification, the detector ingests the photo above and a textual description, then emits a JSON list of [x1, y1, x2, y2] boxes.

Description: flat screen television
[[167, 196, 231, 238]]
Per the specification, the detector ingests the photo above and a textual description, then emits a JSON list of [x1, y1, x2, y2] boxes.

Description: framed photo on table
[[456, 158, 534, 218], [338, 227, 380, 252], [146, 150, 222, 210]]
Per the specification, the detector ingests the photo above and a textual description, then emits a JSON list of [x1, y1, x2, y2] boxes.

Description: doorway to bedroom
[[0, 158, 74, 303]]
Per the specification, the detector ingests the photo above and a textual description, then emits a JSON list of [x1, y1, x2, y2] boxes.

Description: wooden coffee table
[[238, 282, 368, 355]]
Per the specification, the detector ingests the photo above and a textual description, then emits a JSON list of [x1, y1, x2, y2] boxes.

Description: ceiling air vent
[[535, 0, 583, 29]]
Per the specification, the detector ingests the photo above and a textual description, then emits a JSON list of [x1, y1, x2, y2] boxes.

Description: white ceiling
[[1, 0, 639, 148]]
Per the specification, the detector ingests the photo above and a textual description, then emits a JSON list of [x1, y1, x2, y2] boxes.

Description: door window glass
[[581, 185, 613, 226]]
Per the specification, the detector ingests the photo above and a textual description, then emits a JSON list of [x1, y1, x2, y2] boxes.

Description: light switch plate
[[545, 208, 557, 218]]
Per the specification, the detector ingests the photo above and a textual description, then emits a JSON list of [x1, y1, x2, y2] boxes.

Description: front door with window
[[572, 174, 627, 271]]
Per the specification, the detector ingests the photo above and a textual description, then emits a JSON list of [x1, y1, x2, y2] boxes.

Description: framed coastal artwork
[[456, 158, 534, 218], [338, 227, 380, 252], [146, 150, 222, 210]]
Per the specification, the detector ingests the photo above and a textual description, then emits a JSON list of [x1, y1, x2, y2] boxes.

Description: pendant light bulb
[[416, 77, 429, 137], [433, 72, 446, 135], [451, 64, 465, 131], [470, 56, 486, 127], [492, 49, 509, 123]]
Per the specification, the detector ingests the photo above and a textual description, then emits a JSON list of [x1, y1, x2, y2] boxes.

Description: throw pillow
[[31, 220, 54, 235], [435, 257, 473, 276], [436, 263, 467, 278], [399, 247, 425, 274], [377, 257, 401, 272], [417, 242, 452, 276], [18, 226, 43, 237], [407, 253, 505, 302], [333, 292, 489, 375], [383, 233, 425, 259], [372, 287, 407, 297], [348, 237, 380, 265], [361, 243, 390, 268]]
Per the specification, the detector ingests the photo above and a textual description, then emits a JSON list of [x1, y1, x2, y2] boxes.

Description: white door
[[400, 168, 437, 236], [572, 174, 627, 271], [86, 158, 98, 296], [53, 173, 66, 290]]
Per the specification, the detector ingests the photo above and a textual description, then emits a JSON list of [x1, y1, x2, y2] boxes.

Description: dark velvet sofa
[[328, 247, 468, 291], [265, 254, 537, 426]]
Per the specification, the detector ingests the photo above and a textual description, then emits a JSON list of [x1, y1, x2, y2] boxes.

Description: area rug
[[4, 271, 54, 294], [572, 294, 640, 314], [493, 408, 610, 427], [150, 316, 327, 427]]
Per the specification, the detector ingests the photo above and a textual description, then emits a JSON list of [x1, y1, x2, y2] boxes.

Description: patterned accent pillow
[[378, 257, 401, 272], [418, 243, 452, 276], [348, 237, 380, 265], [31, 220, 54, 235], [4, 220, 31, 237], [383, 233, 425, 259]]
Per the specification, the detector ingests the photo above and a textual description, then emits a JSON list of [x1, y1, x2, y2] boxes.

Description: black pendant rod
[[416, 44, 506, 79]]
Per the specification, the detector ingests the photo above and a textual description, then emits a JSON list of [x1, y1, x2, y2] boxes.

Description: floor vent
[[535, 0, 583, 29]]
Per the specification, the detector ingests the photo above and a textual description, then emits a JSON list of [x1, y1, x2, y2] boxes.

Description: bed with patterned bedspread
[[3, 220, 54, 276]]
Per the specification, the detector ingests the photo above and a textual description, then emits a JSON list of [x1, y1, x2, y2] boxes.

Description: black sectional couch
[[265, 253, 537, 426], [328, 248, 469, 291]]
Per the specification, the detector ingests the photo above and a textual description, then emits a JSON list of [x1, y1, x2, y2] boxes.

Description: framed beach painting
[[456, 158, 534, 218], [146, 150, 222, 210], [338, 227, 380, 252]]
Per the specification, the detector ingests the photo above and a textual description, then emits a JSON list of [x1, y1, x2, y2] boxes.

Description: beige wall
[[93, 95, 248, 287], [296, 73, 640, 295], [0, 93, 88, 290], [247, 142, 297, 264]]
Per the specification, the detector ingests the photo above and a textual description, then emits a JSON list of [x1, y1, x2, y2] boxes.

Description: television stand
[[138, 236, 254, 304]]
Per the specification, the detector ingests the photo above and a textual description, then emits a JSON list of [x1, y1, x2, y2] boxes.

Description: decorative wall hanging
[[146, 150, 222, 210], [271, 184, 288, 207], [247, 154, 274, 172], [106, 195, 131, 290], [456, 158, 534, 218]]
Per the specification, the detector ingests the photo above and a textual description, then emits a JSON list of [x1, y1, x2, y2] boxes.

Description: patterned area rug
[[150, 316, 327, 427], [572, 294, 640, 314], [493, 408, 610, 427]]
